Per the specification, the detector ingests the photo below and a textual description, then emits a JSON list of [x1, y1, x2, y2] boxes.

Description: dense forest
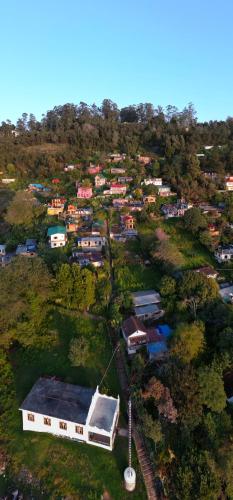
[[0, 101, 233, 169], [1, 99, 233, 203]]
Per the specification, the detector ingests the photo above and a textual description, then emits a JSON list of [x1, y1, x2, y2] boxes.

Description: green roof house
[[47, 226, 67, 248]]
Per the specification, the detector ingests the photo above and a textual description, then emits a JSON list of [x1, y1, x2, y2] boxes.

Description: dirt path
[[106, 213, 160, 500]]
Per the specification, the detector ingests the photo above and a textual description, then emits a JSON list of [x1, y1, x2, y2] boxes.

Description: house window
[[27, 413, 35, 422], [44, 417, 51, 426], [59, 421, 67, 430], [75, 425, 83, 435]]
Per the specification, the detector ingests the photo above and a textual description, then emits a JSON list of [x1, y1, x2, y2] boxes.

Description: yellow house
[[47, 206, 64, 216], [143, 195, 156, 204]]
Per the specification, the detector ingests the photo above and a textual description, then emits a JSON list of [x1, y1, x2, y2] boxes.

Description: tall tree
[[0, 257, 52, 346], [198, 365, 226, 413], [5, 191, 41, 227], [183, 207, 207, 234], [171, 322, 205, 363], [179, 271, 219, 317]]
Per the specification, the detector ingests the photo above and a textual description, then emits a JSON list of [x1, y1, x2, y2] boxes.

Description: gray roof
[[89, 395, 117, 432], [134, 304, 161, 317], [16, 245, 27, 255], [19, 378, 95, 425], [132, 290, 161, 307]]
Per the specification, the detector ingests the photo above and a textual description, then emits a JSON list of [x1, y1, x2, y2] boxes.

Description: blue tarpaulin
[[157, 324, 172, 338]]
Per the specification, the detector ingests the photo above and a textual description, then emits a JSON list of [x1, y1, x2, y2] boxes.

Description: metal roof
[[132, 290, 161, 307], [47, 226, 66, 236], [19, 378, 95, 425], [134, 304, 161, 317]]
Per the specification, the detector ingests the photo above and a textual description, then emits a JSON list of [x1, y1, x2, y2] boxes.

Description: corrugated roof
[[132, 290, 161, 307], [47, 226, 66, 236], [19, 378, 95, 425], [134, 304, 161, 317]]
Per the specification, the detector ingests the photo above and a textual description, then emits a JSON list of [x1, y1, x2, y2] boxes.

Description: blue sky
[[0, 0, 233, 123]]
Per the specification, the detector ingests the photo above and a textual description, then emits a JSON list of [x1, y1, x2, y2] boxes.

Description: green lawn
[[137, 217, 216, 271], [115, 263, 162, 292], [162, 219, 216, 269], [8, 429, 144, 499], [7, 310, 146, 499]]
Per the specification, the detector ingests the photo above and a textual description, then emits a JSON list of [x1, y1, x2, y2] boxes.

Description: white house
[[19, 378, 120, 451], [47, 226, 67, 248], [122, 316, 148, 354], [225, 177, 233, 191], [142, 178, 162, 186], [95, 175, 106, 187], [1, 178, 16, 184], [158, 185, 172, 197], [215, 246, 233, 263], [64, 164, 75, 171], [77, 236, 106, 250]]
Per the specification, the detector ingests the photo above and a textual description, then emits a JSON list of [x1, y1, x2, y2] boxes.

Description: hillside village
[[2, 110, 233, 498]]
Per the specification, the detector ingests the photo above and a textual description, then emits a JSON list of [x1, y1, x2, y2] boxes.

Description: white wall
[[21, 406, 119, 451], [50, 234, 66, 248], [22, 410, 87, 442]]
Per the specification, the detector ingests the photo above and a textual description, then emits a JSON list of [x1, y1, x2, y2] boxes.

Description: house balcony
[[88, 432, 110, 447]]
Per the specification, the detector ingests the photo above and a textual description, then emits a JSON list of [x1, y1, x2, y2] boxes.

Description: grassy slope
[[114, 216, 216, 296], [25, 143, 68, 154], [8, 310, 146, 499], [161, 219, 216, 269], [137, 217, 215, 271]]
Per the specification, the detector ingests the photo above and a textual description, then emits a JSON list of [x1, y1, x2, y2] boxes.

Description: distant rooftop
[[132, 290, 161, 307], [135, 304, 161, 317], [20, 378, 95, 425]]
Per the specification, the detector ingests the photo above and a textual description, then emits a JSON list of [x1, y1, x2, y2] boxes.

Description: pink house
[[138, 155, 151, 165], [110, 184, 127, 195], [87, 165, 101, 175], [77, 186, 93, 199]]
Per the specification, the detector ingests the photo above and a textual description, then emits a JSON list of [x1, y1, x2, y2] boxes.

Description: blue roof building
[[157, 324, 172, 338]]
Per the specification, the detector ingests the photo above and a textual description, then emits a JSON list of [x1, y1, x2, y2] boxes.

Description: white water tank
[[124, 466, 136, 492]]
